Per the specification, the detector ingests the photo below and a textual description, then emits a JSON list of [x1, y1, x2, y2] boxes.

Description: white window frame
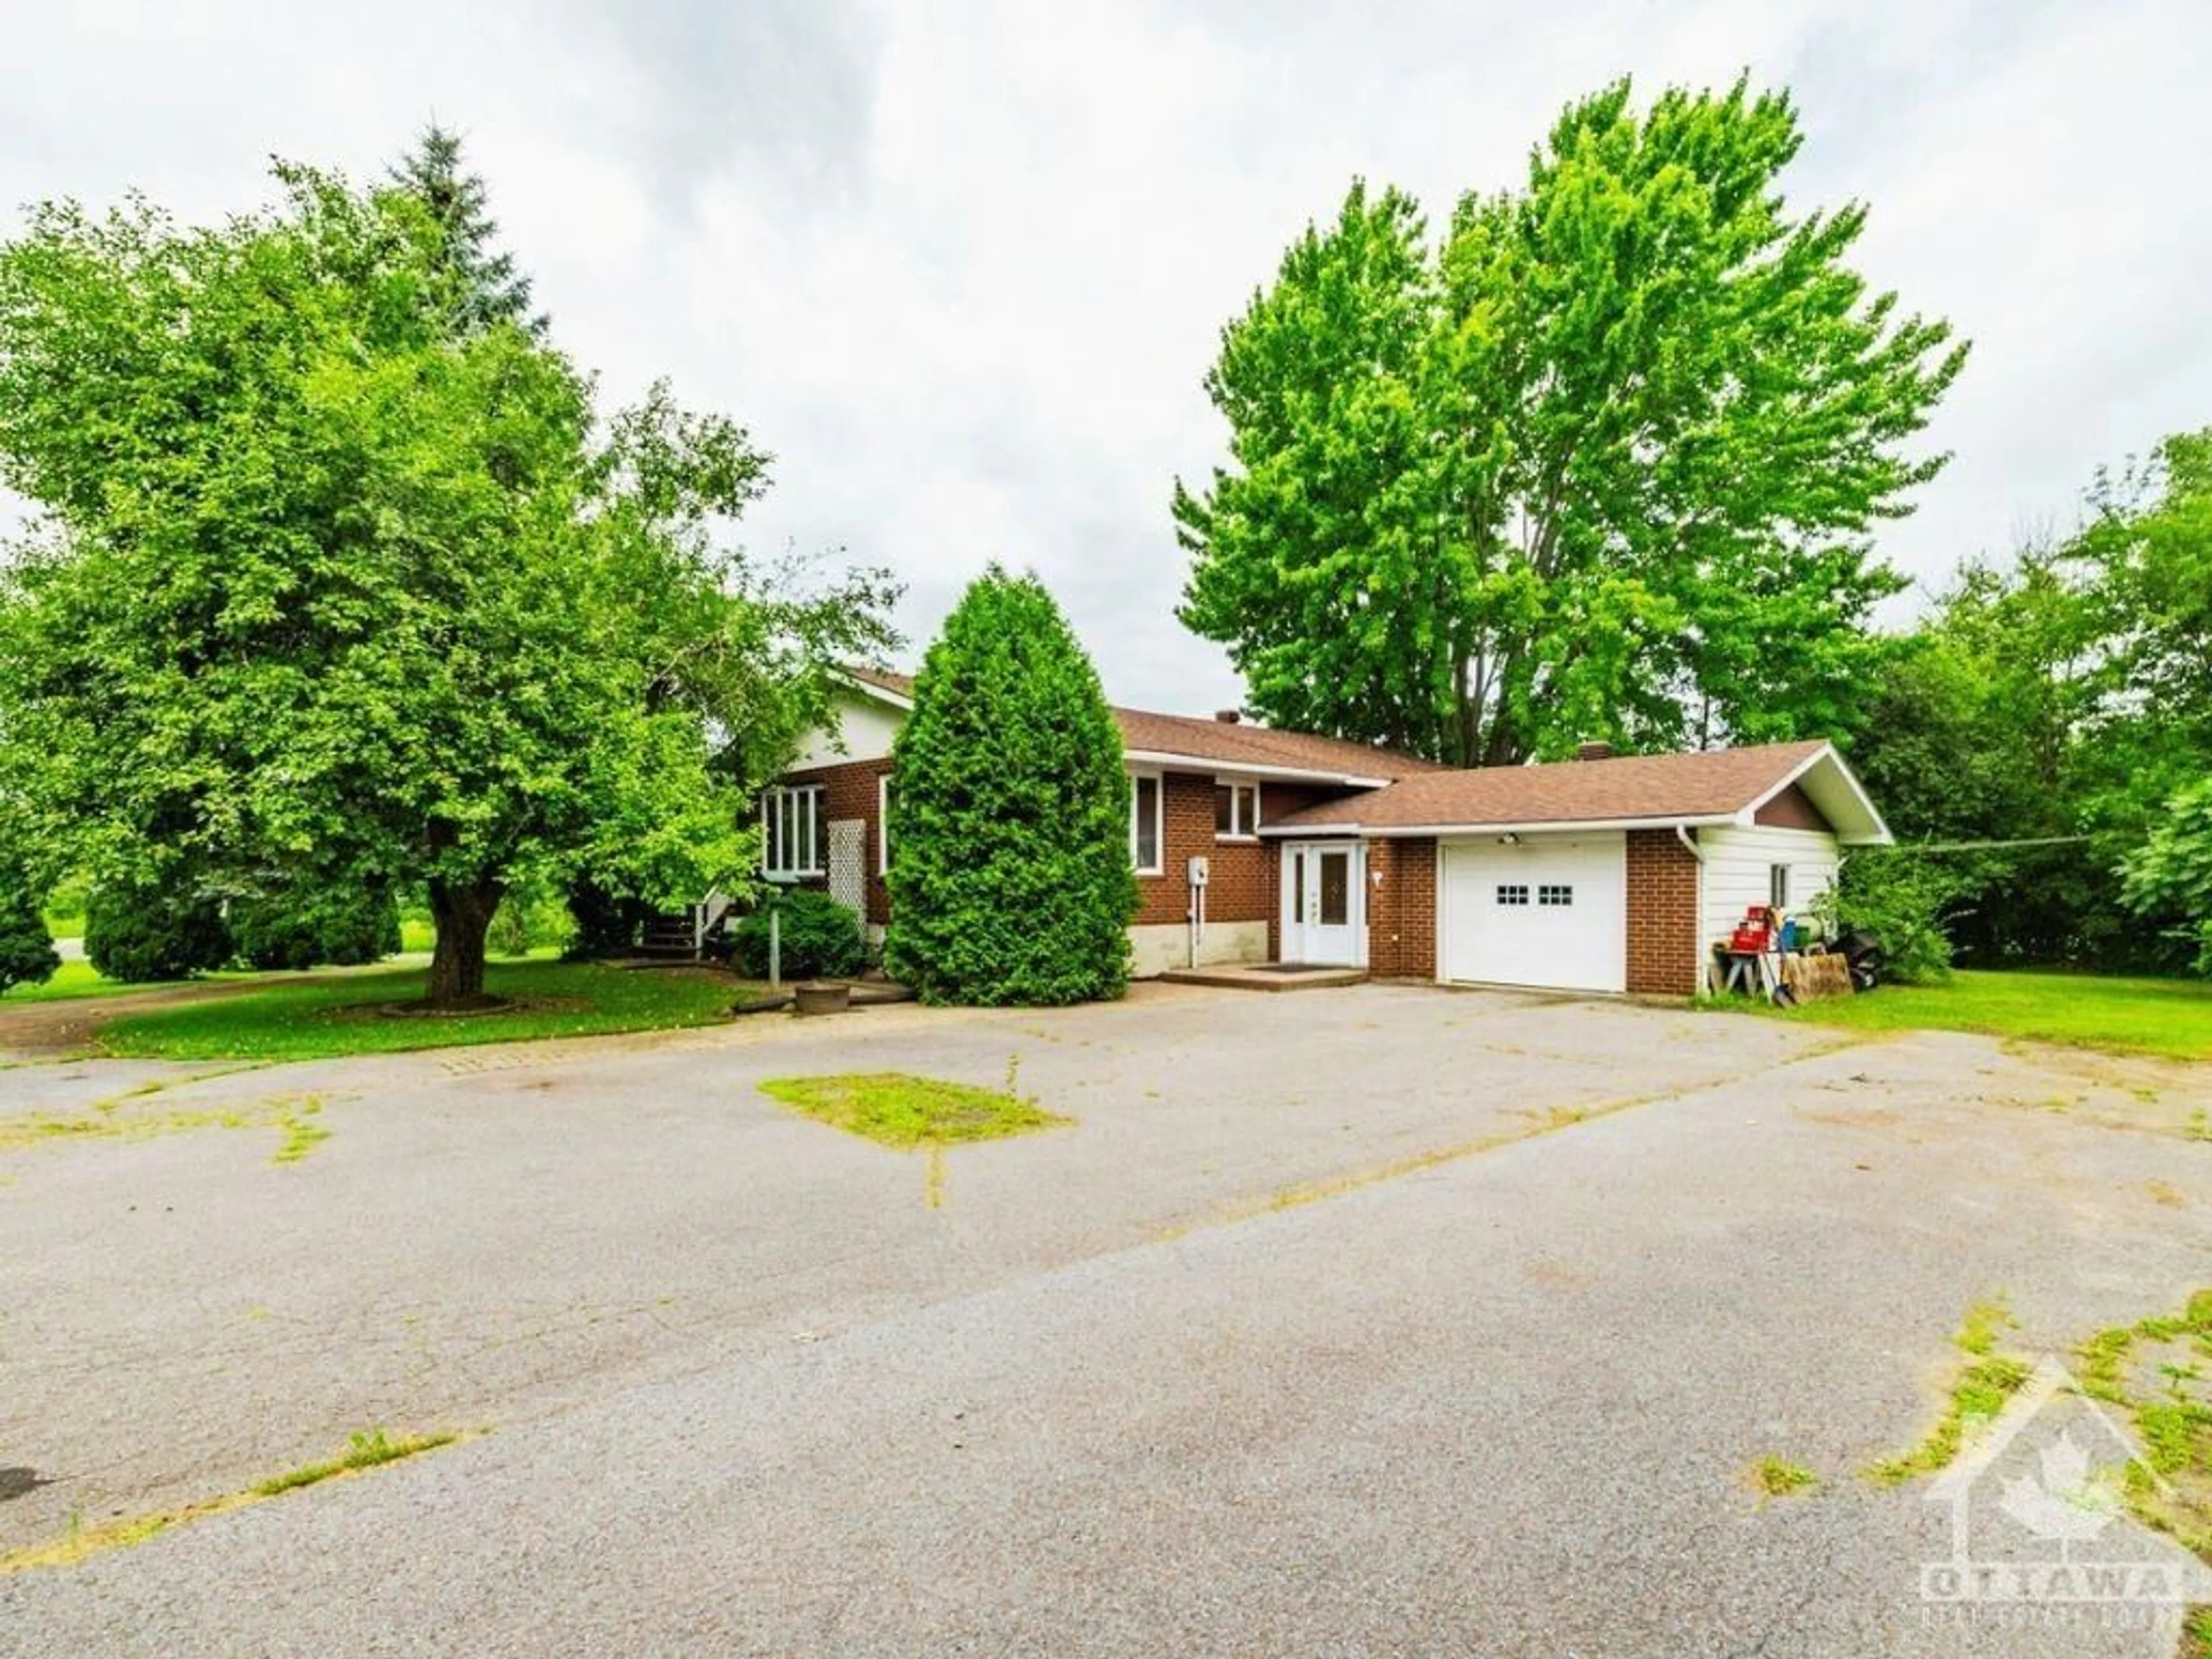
[[878, 773, 892, 876], [1129, 770, 1164, 876], [1770, 863, 1790, 909], [1213, 778, 1261, 842], [761, 783, 826, 880]]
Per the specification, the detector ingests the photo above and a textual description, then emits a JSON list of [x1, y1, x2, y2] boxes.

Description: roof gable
[[1264, 741, 1890, 844], [831, 666, 1435, 785]]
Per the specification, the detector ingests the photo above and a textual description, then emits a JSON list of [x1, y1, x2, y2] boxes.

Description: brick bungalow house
[[763, 666, 1890, 997]]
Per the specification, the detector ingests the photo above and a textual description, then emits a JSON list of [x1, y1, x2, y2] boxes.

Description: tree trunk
[[426, 877, 503, 1007]]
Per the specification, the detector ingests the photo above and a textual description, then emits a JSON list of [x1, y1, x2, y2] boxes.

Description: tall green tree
[[2121, 778, 2212, 974], [0, 164, 891, 1005], [2074, 429, 2212, 814], [2085, 428, 2212, 968], [1846, 555, 2112, 965], [885, 569, 1137, 1005], [387, 123, 544, 338], [1177, 78, 1967, 765]]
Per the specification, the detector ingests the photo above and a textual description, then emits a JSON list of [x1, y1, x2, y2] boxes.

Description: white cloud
[[5, 0, 2209, 709]]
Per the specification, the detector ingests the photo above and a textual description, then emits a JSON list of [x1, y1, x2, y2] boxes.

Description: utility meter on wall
[[1187, 855, 1209, 887]]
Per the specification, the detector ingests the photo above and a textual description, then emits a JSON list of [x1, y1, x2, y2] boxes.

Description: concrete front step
[[1158, 963, 1368, 992]]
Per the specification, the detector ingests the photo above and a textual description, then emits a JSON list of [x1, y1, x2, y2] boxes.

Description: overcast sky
[[7, 0, 2209, 711]]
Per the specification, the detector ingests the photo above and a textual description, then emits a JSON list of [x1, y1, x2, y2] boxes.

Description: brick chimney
[[1575, 741, 1616, 761], [1214, 709, 1243, 724]]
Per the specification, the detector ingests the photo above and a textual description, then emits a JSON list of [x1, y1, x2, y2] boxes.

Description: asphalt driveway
[[1, 983, 2207, 1654]]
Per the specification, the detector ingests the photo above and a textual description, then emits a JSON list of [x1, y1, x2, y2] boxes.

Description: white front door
[[1281, 842, 1362, 965]]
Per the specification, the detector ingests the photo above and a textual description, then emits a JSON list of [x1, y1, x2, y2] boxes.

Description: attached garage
[[1262, 738, 1893, 997], [1438, 834, 1627, 993]]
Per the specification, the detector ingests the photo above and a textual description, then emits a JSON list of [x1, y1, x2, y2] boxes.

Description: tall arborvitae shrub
[[885, 569, 1137, 1005]]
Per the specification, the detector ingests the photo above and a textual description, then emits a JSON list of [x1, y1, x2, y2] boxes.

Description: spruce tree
[[387, 123, 544, 338], [885, 569, 1137, 1005]]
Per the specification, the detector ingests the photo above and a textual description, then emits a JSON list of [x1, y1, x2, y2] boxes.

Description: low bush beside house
[[1816, 850, 1960, 984], [84, 879, 233, 983], [730, 889, 865, 980]]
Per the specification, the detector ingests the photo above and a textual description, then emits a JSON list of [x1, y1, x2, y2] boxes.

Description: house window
[[1496, 884, 1530, 907], [878, 774, 892, 876], [1770, 864, 1790, 908], [762, 784, 827, 879], [1214, 781, 1260, 839], [1538, 884, 1574, 907], [1130, 774, 1162, 874]]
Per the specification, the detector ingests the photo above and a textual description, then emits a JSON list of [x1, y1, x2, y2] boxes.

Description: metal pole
[[768, 903, 782, 990]]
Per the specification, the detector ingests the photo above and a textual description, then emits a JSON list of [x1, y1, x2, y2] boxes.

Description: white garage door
[[1439, 834, 1627, 993]]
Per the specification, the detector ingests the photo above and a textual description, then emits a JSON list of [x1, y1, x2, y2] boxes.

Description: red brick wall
[[775, 764, 1368, 941], [1364, 838, 1437, 979], [1625, 828, 1701, 996], [1136, 772, 1214, 924], [780, 756, 893, 925], [1141, 776, 1358, 928]]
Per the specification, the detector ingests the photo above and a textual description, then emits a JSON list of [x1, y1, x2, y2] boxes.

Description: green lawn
[[1776, 968, 2212, 1062], [95, 960, 747, 1061], [0, 960, 264, 1005]]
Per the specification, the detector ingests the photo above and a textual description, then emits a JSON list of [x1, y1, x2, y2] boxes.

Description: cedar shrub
[[0, 861, 59, 995], [229, 883, 402, 971], [885, 569, 1136, 1005], [84, 877, 232, 983]]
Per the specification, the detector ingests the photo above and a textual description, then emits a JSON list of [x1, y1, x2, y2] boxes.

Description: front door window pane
[[1319, 851, 1349, 926]]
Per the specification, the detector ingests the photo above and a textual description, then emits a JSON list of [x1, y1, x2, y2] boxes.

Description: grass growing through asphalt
[[1766, 969, 2212, 1062], [249, 1429, 452, 1497], [0, 1429, 460, 1573], [1865, 1297, 2032, 1486], [0, 1084, 335, 1168], [759, 1073, 1069, 1148], [1749, 1456, 1819, 1500], [94, 961, 748, 1062], [270, 1097, 330, 1165], [2074, 1289, 2212, 1564]]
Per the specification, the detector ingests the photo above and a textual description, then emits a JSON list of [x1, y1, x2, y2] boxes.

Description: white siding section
[[1698, 825, 1840, 950], [790, 691, 907, 770]]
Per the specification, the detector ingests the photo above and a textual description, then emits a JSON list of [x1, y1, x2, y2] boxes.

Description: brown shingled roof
[[838, 665, 1435, 782], [1264, 741, 1833, 832]]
